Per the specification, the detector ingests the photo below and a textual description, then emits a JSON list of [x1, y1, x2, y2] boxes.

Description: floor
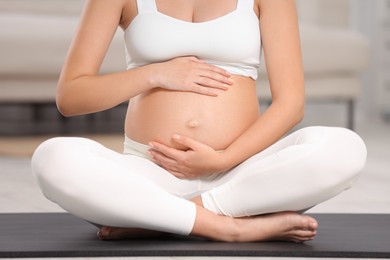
[[1, 103, 389, 260]]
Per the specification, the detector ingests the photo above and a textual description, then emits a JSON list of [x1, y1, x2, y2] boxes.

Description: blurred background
[[0, 0, 389, 214]]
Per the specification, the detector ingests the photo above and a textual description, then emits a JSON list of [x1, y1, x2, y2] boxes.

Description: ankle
[[191, 205, 242, 242], [191, 196, 204, 207]]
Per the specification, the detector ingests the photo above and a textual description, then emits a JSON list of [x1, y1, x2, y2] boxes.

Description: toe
[[97, 230, 103, 239], [309, 220, 318, 231], [301, 216, 318, 231], [97, 226, 115, 240], [292, 229, 316, 239]]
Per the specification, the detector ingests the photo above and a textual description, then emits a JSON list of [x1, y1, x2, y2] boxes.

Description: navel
[[187, 120, 199, 128]]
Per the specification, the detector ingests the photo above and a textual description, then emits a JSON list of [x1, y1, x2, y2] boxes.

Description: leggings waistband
[[124, 135, 152, 160], [124, 135, 224, 160]]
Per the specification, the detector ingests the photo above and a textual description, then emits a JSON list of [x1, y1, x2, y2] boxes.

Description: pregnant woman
[[31, 0, 367, 243]]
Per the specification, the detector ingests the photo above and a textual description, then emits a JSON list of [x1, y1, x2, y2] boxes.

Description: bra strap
[[236, 0, 254, 10], [136, 0, 157, 13]]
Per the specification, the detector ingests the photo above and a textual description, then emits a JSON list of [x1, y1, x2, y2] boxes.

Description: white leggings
[[31, 126, 366, 235]]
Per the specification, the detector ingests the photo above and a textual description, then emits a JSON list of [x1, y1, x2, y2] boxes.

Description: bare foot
[[97, 212, 318, 243], [97, 226, 167, 240], [228, 211, 318, 243]]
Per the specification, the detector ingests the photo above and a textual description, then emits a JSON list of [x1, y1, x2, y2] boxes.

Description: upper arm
[[58, 0, 126, 84], [258, 0, 304, 104]]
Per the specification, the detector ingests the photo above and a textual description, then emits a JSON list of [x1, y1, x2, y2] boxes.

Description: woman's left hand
[[148, 135, 228, 179]]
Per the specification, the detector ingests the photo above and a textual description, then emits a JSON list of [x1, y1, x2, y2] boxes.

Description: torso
[[121, 0, 261, 150], [125, 76, 260, 150]]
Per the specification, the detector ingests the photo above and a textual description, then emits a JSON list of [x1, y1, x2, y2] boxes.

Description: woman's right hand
[[150, 56, 233, 96]]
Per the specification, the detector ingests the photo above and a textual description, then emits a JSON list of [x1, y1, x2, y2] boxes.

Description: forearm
[[222, 98, 304, 170], [56, 65, 155, 116], [222, 0, 305, 171], [56, 56, 230, 117]]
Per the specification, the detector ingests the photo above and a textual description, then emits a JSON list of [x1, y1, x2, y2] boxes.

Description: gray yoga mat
[[1, 213, 389, 258]]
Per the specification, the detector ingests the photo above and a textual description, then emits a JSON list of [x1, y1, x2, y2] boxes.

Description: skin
[[57, 0, 317, 242]]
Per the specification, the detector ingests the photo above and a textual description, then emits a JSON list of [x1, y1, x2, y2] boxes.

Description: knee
[[304, 126, 367, 171], [330, 127, 367, 173], [31, 137, 69, 198], [300, 126, 367, 186], [319, 127, 367, 189], [32, 137, 68, 177], [32, 137, 102, 201], [32, 136, 97, 175], [31, 137, 91, 192]]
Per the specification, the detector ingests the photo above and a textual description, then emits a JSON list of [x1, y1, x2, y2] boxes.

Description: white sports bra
[[124, 0, 261, 80]]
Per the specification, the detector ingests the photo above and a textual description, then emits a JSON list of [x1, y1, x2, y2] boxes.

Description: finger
[[168, 168, 196, 180], [195, 77, 231, 90], [189, 56, 232, 79], [167, 170, 187, 179], [196, 68, 233, 86], [189, 84, 219, 96], [152, 155, 193, 177], [161, 162, 180, 173], [149, 151, 186, 175], [149, 142, 185, 161], [148, 151, 165, 168], [172, 135, 200, 151], [149, 149, 178, 166], [198, 62, 232, 78]]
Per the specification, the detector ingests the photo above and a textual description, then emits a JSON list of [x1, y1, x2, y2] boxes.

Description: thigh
[[60, 138, 204, 198], [118, 154, 202, 199], [200, 126, 367, 217], [32, 137, 197, 233], [233, 126, 326, 171], [199, 126, 321, 191]]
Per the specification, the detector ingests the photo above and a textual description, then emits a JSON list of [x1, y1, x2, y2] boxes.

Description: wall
[[350, 0, 390, 120], [296, 0, 349, 28]]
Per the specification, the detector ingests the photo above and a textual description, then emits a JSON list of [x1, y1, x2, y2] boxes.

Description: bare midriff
[[125, 75, 260, 151]]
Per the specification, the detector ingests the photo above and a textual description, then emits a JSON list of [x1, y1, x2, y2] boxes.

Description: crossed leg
[[32, 127, 365, 243], [98, 126, 366, 242]]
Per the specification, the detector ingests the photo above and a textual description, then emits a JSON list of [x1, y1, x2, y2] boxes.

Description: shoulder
[[81, 0, 130, 19], [78, 0, 124, 24], [83, 0, 128, 12]]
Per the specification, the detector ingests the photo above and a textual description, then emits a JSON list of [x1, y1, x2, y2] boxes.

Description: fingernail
[[149, 143, 154, 148], [173, 134, 181, 140]]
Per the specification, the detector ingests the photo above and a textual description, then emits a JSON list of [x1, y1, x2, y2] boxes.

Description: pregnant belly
[[125, 75, 260, 150]]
